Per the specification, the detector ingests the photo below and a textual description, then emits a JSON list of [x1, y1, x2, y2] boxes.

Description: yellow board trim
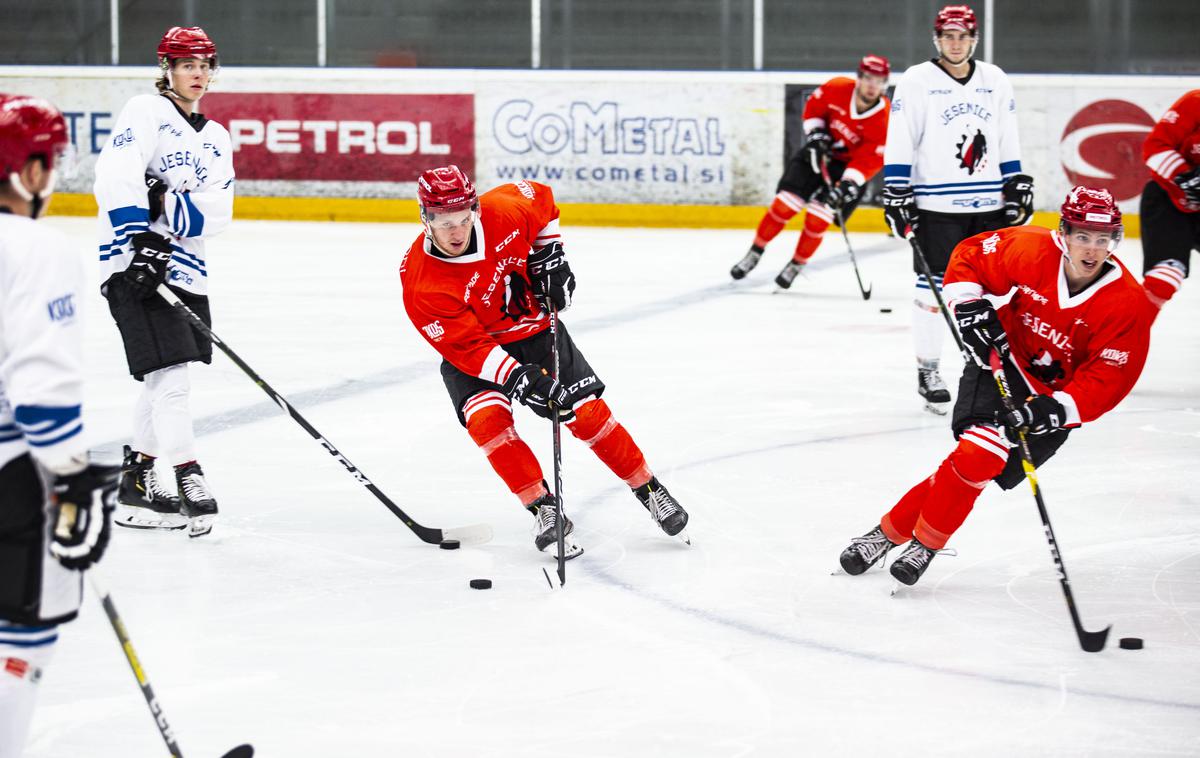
[[47, 193, 1142, 237]]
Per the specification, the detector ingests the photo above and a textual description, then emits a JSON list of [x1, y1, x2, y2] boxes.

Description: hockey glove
[[996, 394, 1066, 437], [124, 232, 173, 298], [527, 241, 575, 312], [49, 462, 120, 571], [146, 174, 168, 221], [954, 298, 1010, 369], [801, 130, 833, 173], [824, 179, 862, 212], [1002, 174, 1035, 226], [882, 186, 917, 238], [1174, 165, 1200, 206], [502, 364, 576, 422]]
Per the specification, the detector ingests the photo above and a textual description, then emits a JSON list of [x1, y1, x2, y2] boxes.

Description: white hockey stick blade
[[440, 523, 494, 546]]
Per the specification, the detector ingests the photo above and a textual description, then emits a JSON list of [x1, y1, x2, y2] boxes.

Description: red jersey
[[803, 76, 890, 186], [401, 181, 560, 386], [944, 226, 1151, 426], [1143, 89, 1200, 213]]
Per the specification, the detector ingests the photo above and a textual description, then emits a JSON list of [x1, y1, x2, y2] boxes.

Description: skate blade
[[674, 528, 692, 546], [923, 400, 950, 416], [540, 540, 584, 560], [187, 514, 216, 538], [114, 505, 187, 531]]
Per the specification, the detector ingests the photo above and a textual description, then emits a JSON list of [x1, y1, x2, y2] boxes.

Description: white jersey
[[94, 93, 235, 296], [0, 212, 88, 476], [883, 59, 1022, 214]]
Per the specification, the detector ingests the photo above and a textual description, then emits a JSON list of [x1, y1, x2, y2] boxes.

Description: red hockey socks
[[791, 202, 833, 263], [880, 475, 933, 544], [912, 427, 1009, 549], [464, 394, 546, 505], [753, 191, 805, 248], [1143, 260, 1186, 323], [566, 399, 652, 487]]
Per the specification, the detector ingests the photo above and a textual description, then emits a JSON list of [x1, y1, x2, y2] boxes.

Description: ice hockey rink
[[25, 216, 1200, 757]]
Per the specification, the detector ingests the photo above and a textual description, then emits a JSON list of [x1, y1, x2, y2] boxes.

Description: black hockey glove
[[824, 179, 862, 212], [49, 462, 120, 571], [1174, 165, 1200, 206], [996, 394, 1067, 437], [801, 130, 833, 172], [882, 185, 917, 238], [954, 298, 1009, 369], [527, 241, 575, 312], [1002, 173, 1035, 226], [124, 232, 173, 299], [502, 364, 576, 422], [146, 174, 168, 221]]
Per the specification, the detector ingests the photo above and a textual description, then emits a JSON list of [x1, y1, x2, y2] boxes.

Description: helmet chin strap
[[933, 35, 977, 63], [7, 168, 56, 219]]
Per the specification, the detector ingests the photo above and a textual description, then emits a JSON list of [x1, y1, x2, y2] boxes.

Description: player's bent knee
[[565, 398, 615, 445], [951, 425, 1010, 484], [464, 394, 517, 450]]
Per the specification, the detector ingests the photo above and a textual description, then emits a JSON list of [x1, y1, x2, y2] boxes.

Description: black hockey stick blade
[[221, 746, 255, 758], [1078, 624, 1111, 653]]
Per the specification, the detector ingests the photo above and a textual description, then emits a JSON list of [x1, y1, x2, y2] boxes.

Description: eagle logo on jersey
[[1027, 348, 1066, 385], [956, 129, 988, 174], [501, 273, 536, 323]]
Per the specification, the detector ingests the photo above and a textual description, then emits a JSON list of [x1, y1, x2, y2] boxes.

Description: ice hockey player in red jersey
[[730, 54, 890, 288], [1140, 89, 1200, 321], [838, 187, 1150, 587], [400, 166, 689, 557]]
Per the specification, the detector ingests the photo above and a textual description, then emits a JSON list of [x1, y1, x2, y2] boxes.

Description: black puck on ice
[[879, 307, 893, 313], [469, 579, 492, 590], [1118, 637, 1144, 650], [439, 540, 460, 550]]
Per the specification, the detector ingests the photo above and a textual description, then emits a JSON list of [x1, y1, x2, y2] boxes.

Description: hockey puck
[[1118, 637, 1144, 650], [879, 307, 893, 313], [439, 540, 460, 550], [469, 579, 492, 590]]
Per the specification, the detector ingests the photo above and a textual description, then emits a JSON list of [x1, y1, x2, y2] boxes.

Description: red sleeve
[[802, 83, 832, 133], [402, 280, 520, 387], [942, 227, 1028, 307], [1060, 306, 1150, 423], [525, 181, 561, 249], [1143, 90, 1200, 212], [844, 99, 889, 184]]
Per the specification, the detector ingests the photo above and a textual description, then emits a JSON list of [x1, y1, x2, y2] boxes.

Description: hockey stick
[[988, 350, 1111, 653], [819, 157, 872, 300], [155, 285, 492, 547], [905, 229, 967, 354], [548, 302, 567, 586], [88, 571, 255, 757]]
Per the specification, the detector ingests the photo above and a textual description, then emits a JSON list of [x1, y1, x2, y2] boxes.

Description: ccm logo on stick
[[229, 120, 451, 155]]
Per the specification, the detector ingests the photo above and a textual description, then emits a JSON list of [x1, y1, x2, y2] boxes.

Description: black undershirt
[[932, 57, 976, 86], [161, 93, 209, 132]]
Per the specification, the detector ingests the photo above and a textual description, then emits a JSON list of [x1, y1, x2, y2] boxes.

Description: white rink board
[[20, 216, 1200, 757]]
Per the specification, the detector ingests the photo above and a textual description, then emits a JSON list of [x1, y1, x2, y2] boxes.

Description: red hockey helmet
[[934, 5, 978, 35], [417, 165, 477, 217], [157, 26, 218, 66], [858, 54, 891, 79], [0, 94, 70, 177], [1060, 186, 1123, 249]]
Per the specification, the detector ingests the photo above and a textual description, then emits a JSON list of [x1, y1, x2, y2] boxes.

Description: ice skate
[[115, 445, 187, 531], [774, 259, 807, 289], [918, 360, 951, 415], [633, 477, 691, 544], [889, 538, 939, 587], [838, 525, 897, 575], [730, 246, 763, 280], [529, 495, 583, 559], [175, 461, 218, 538]]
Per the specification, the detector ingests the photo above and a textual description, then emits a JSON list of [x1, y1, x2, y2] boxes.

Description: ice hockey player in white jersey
[[0, 94, 120, 758], [94, 26, 234, 538], [881, 5, 1034, 414]]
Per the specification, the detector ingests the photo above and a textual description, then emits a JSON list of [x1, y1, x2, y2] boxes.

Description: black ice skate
[[175, 461, 218, 538], [838, 525, 898, 575], [633, 477, 691, 544], [528, 494, 583, 560], [730, 246, 764, 280], [115, 445, 186, 531], [918, 360, 951, 415], [889, 538, 939, 586], [774, 259, 807, 289]]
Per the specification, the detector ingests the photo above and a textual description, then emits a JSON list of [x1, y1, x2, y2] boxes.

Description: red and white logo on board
[[1059, 100, 1153, 202]]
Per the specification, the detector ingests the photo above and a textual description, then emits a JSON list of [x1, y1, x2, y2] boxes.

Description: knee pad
[[565, 398, 616, 446], [950, 425, 1010, 485], [464, 393, 516, 451]]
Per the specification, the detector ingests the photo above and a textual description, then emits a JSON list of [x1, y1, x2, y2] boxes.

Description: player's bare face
[[170, 59, 212, 106], [937, 31, 974, 66], [1063, 227, 1115, 289], [428, 209, 475, 256], [855, 74, 886, 108]]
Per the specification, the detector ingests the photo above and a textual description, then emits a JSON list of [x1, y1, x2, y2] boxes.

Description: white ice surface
[[23, 217, 1200, 757]]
